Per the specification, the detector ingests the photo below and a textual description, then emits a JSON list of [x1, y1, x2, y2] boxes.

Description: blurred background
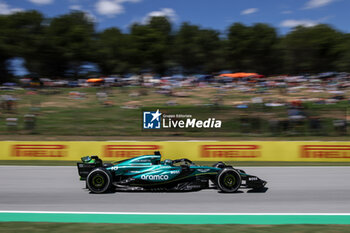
[[0, 0, 350, 139], [1, 2, 350, 231]]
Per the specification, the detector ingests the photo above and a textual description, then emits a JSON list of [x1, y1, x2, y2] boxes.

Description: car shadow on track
[[246, 187, 269, 193], [218, 190, 244, 194], [84, 188, 203, 194], [83, 187, 268, 194]]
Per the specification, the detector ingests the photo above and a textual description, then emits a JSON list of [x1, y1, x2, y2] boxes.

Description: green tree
[[226, 23, 279, 75], [128, 16, 172, 75], [96, 27, 127, 75], [0, 15, 12, 83], [173, 23, 202, 74], [196, 29, 225, 73], [0, 11, 45, 81], [147, 16, 172, 75], [47, 11, 96, 78], [282, 24, 343, 74], [335, 34, 350, 72], [249, 23, 280, 75], [226, 23, 252, 72], [2, 9, 350, 79]]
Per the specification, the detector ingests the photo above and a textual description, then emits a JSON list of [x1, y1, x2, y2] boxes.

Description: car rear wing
[[77, 155, 103, 180]]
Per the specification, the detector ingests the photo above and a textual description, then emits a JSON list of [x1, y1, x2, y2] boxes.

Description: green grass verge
[[0, 223, 350, 233], [1, 160, 350, 166]]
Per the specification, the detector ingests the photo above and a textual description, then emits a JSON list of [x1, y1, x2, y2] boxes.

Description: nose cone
[[246, 176, 267, 189]]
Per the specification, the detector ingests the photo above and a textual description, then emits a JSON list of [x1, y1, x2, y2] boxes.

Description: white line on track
[[1, 211, 350, 215]]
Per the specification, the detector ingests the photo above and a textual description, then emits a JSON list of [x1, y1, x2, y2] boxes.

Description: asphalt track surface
[[0, 166, 350, 213]]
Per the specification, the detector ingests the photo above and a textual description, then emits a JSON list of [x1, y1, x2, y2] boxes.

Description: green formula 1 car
[[77, 151, 267, 194]]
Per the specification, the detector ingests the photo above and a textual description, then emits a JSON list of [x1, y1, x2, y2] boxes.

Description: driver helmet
[[163, 159, 173, 166]]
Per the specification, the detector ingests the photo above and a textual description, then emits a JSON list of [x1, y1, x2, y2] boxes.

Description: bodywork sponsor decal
[[104, 145, 161, 158], [141, 174, 169, 181]]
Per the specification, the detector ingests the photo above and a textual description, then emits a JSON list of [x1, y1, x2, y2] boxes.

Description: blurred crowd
[[3, 71, 350, 106], [1, 71, 349, 136]]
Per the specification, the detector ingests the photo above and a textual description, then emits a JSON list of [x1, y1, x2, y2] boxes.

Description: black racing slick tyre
[[86, 168, 112, 194], [216, 168, 241, 193]]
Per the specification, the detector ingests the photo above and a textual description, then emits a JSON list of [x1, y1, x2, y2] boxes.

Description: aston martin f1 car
[[77, 151, 267, 193]]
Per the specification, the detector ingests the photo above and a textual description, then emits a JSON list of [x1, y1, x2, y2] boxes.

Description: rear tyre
[[216, 168, 241, 193], [86, 168, 112, 194]]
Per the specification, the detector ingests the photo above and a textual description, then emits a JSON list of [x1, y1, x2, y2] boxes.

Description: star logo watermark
[[143, 109, 162, 129]]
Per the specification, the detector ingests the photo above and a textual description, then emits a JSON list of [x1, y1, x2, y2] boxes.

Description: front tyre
[[216, 168, 241, 193], [86, 168, 112, 194]]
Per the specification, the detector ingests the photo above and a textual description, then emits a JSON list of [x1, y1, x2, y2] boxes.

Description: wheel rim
[[218, 170, 241, 192], [92, 174, 105, 188], [223, 173, 236, 188], [88, 171, 109, 192]]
